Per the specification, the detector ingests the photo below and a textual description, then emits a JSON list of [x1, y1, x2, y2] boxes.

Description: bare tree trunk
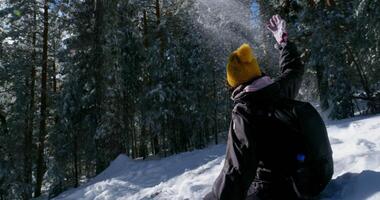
[[35, 0, 49, 197]]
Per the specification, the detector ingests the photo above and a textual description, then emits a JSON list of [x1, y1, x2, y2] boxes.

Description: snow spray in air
[[186, 0, 265, 61]]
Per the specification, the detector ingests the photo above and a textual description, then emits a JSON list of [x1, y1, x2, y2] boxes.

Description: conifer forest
[[0, 0, 379, 199]]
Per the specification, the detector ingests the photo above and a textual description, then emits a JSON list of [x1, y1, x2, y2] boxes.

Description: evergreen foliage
[[0, 0, 379, 198], [258, 0, 380, 119]]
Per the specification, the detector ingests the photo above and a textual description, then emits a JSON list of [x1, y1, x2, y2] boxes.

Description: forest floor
[[54, 114, 380, 200]]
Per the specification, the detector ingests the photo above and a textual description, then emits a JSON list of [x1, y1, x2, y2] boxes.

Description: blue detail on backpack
[[297, 153, 305, 162]]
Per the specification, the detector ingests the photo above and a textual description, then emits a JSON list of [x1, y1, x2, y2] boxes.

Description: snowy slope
[[55, 115, 380, 200]]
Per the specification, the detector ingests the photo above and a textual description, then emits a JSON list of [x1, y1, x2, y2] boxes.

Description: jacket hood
[[231, 76, 279, 103]]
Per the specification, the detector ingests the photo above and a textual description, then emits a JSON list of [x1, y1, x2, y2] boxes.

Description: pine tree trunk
[[316, 64, 330, 110], [155, 0, 165, 57], [22, 5, 37, 199], [35, 0, 49, 197], [143, 9, 148, 47], [204, 116, 209, 146], [140, 115, 147, 158], [122, 92, 130, 157], [282, 0, 290, 15], [93, 0, 105, 173], [326, 0, 335, 7], [308, 0, 316, 8], [258, 0, 274, 72], [162, 120, 167, 157], [212, 66, 218, 145], [153, 133, 159, 155], [344, 43, 372, 98], [132, 125, 137, 158], [73, 132, 79, 188], [52, 39, 58, 93], [0, 111, 7, 134]]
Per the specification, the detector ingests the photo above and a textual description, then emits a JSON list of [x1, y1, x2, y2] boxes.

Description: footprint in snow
[[370, 123, 380, 130], [356, 139, 376, 151], [351, 121, 363, 129]]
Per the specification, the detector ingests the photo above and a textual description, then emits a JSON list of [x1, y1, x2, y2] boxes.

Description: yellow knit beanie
[[226, 43, 262, 88]]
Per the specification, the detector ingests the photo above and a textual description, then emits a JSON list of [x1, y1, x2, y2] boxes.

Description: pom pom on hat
[[235, 43, 254, 63], [226, 43, 261, 88]]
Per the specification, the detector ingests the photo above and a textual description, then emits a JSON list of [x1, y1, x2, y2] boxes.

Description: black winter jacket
[[206, 42, 314, 200]]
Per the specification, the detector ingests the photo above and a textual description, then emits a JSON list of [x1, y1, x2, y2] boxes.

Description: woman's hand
[[267, 15, 288, 45]]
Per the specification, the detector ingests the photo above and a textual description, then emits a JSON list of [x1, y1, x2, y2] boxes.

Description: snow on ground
[[55, 114, 380, 200]]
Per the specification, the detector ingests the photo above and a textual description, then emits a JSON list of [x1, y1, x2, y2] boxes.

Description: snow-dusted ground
[[55, 115, 380, 200]]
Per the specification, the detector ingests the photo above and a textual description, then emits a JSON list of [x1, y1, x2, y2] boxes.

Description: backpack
[[276, 99, 334, 198]]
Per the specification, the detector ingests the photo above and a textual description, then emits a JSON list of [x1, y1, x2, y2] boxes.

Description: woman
[[204, 15, 332, 200]]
